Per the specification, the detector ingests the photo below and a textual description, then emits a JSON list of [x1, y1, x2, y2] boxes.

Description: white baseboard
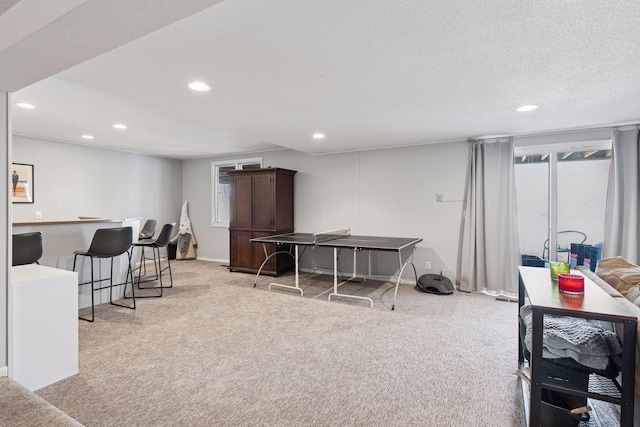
[[0, 366, 7, 377], [194, 257, 228, 263]]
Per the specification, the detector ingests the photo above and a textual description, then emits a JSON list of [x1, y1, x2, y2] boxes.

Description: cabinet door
[[252, 173, 274, 230], [274, 171, 295, 230], [230, 174, 253, 229], [230, 230, 253, 270]]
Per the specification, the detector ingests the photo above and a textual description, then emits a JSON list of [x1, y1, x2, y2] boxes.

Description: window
[[515, 140, 611, 262], [211, 158, 262, 226]]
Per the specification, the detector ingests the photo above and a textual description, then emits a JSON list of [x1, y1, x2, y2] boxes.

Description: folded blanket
[[520, 304, 622, 371]]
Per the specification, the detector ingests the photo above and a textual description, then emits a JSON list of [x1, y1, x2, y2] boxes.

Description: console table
[[518, 266, 637, 426]]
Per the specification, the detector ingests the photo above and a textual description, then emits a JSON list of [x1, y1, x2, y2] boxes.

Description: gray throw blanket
[[520, 304, 622, 371]]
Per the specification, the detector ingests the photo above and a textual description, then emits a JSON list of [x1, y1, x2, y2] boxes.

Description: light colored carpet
[[35, 260, 525, 426], [0, 377, 82, 426]]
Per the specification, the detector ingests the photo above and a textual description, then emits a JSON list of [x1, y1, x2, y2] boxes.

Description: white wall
[[181, 142, 469, 281], [1, 92, 10, 370], [12, 135, 183, 227]]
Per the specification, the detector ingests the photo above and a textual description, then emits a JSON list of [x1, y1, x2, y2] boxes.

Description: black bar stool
[[73, 227, 135, 322], [138, 219, 157, 240], [12, 232, 43, 266], [130, 223, 176, 298], [137, 219, 158, 276]]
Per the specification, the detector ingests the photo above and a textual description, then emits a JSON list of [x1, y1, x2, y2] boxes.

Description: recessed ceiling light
[[81, 134, 94, 140], [113, 123, 127, 129], [188, 81, 211, 92], [313, 133, 325, 140], [16, 102, 36, 109], [516, 104, 538, 112]]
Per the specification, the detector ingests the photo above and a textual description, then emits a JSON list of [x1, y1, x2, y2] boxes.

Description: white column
[[1, 91, 11, 373]]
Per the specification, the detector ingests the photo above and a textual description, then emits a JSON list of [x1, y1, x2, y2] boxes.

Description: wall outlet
[[425, 261, 431, 270], [436, 193, 443, 202], [35, 211, 42, 219]]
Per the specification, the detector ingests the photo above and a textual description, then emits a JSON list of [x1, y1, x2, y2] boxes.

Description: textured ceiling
[[0, 0, 19, 15], [7, 0, 640, 159]]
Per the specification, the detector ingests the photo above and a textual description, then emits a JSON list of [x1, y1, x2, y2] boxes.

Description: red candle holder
[[558, 273, 585, 294], [560, 293, 584, 309]]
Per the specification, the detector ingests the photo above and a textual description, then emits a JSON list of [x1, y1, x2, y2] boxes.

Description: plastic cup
[[549, 261, 570, 281]]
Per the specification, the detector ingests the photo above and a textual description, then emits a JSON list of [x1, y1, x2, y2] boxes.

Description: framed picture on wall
[[11, 163, 34, 203]]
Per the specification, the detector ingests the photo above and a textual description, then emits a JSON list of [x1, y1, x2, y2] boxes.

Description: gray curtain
[[459, 138, 520, 296], [603, 127, 640, 263]]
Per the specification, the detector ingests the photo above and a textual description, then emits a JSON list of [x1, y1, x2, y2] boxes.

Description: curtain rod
[[471, 120, 640, 141]]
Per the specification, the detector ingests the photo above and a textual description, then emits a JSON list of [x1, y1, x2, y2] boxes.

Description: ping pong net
[[311, 228, 351, 244]]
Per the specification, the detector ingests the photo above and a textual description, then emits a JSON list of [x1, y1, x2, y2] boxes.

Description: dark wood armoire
[[228, 167, 296, 276]]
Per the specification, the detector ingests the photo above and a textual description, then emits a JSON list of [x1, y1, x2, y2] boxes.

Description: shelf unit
[[518, 266, 637, 426]]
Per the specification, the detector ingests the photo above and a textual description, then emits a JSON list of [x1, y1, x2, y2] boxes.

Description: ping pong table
[[250, 229, 422, 310]]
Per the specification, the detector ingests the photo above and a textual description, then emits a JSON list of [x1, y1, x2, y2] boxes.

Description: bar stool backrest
[[86, 227, 133, 258], [12, 232, 43, 266], [153, 223, 176, 248], [139, 219, 157, 240]]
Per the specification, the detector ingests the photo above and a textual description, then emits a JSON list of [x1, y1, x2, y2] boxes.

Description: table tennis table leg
[[352, 249, 357, 281], [268, 244, 303, 296], [253, 244, 293, 287], [391, 246, 419, 310], [334, 248, 359, 283], [328, 247, 374, 307]]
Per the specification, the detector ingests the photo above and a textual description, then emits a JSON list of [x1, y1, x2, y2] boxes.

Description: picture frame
[[11, 163, 34, 203]]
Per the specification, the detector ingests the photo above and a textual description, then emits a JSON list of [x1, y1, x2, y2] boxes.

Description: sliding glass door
[[515, 141, 611, 263], [515, 150, 550, 261]]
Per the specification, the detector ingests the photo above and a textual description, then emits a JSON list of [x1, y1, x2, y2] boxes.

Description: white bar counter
[[10, 264, 79, 391], [13, 218, 141, 309]]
